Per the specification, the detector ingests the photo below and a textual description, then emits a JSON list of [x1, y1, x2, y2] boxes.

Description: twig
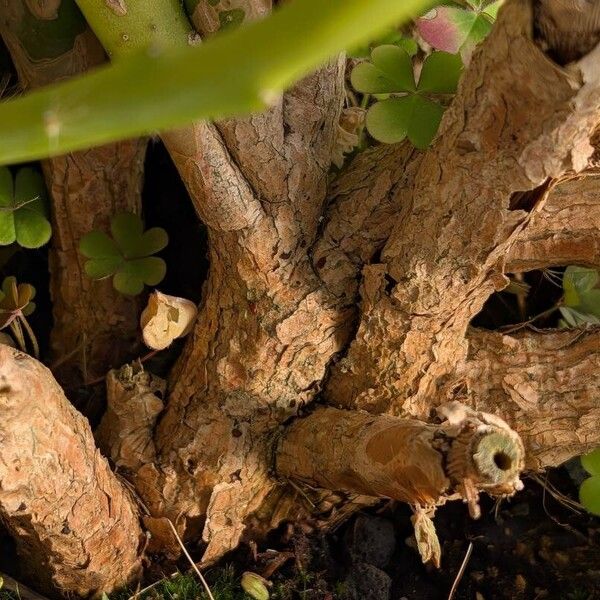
[[166, 519, 215, 600], [499, 305, 559, 334], [19, 315, 39, 358], [447, 541, 473, 600]]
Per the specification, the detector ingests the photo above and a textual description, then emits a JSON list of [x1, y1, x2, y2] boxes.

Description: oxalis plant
[[0, 0, 599, 598], [417, 0, 503, 63], [351, 46, 462, 147], [80, 212, 168, 296], [0, 276, 38, 357], [0, 166, 52, 248]]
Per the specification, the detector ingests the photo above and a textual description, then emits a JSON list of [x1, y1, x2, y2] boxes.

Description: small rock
[[515, 573, 527, 592], [346, 562, 392, 600], [350, 514, 396, 569]]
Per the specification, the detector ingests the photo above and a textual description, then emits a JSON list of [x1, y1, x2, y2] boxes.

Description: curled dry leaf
[[140, 291, 198, 350], [332, 107, 365, 168], [411, 509, 441, 568]]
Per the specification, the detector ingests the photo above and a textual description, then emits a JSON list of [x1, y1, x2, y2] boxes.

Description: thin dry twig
[[447, 541, 473, 600], [166, 519, 215, 600]]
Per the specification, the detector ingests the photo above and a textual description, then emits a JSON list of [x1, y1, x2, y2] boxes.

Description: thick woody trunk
[[0, 0, 144, 386], [2, 0, 600, 594], [0, 346, 143, 596]]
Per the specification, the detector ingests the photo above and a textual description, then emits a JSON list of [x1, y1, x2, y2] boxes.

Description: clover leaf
[[580, 475, 600, 516], [417, 1, 502, 64], [351, 46, 462, 148], [80, 212, 168, 296], [0, 166, 52, 249], [559, 266, 600, 327], [349, 32, 418, 60], [0, 276, 36, 330]]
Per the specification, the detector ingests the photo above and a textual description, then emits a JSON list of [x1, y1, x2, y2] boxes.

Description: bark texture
[[136, 0, 600, 566], [0, 346, 143, 596], [324, 0, 600, 420], [3, 0, 600, 592], [0, 0, 145, 385], [277, 405, 523, 508]]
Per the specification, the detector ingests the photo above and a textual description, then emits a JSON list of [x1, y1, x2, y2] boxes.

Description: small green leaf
[[398, 37, 418, 57], [129, 257, 167, 287], [580, 475, 600, 516], [417, 52, 463, 94], [366, 97, 411, 144], [85, 257, 124, 279], [582, 448, 600, 477], [80, 230, 121, 259], [0, 167, 51, 248], [351, 45, 415, 94], [14, 208, 52, 249], [129, 227, 169, 259], [483, 0, 503, 19], [366, 95, 444, 148], [111, 212, 144, 254], [113, 263, 145, 296], [559, 306, 600, 327], [561, 266, 600, 324], [371, 45, 416, 92], [407, 97, 445, 149], [80, 212, 168, 296]]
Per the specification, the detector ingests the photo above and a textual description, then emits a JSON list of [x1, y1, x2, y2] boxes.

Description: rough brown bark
[[506, 172, 600, 272], [0, 1, 145, 385], [0, 346, 143, 596], [3, 0, 600, 590], [324, 0, 600, 420], [456, 327, 600, 470], [138, 56, 348, 564], [133, 0, 600, 567], [277, 405, 524, 508]]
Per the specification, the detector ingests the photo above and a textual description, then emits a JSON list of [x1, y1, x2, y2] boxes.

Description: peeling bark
[[0, 346, 143, 597], [0, 0, 145, 385], [507, 172, 600, 272]]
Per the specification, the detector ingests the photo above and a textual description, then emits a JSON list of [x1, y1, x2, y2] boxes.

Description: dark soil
[[262, 465, 600, 600]]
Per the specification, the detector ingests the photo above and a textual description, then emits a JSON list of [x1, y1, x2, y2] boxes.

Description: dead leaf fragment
[[140, 291, 197, 350], [411, 510, 441, 568]]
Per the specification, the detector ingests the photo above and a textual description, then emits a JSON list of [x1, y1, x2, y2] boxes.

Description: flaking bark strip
[[95, 362, 166, 473]]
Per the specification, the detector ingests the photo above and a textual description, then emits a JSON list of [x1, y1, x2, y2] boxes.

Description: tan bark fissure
[[0, 2, 146, 385], [0, 346, 143, 597]]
